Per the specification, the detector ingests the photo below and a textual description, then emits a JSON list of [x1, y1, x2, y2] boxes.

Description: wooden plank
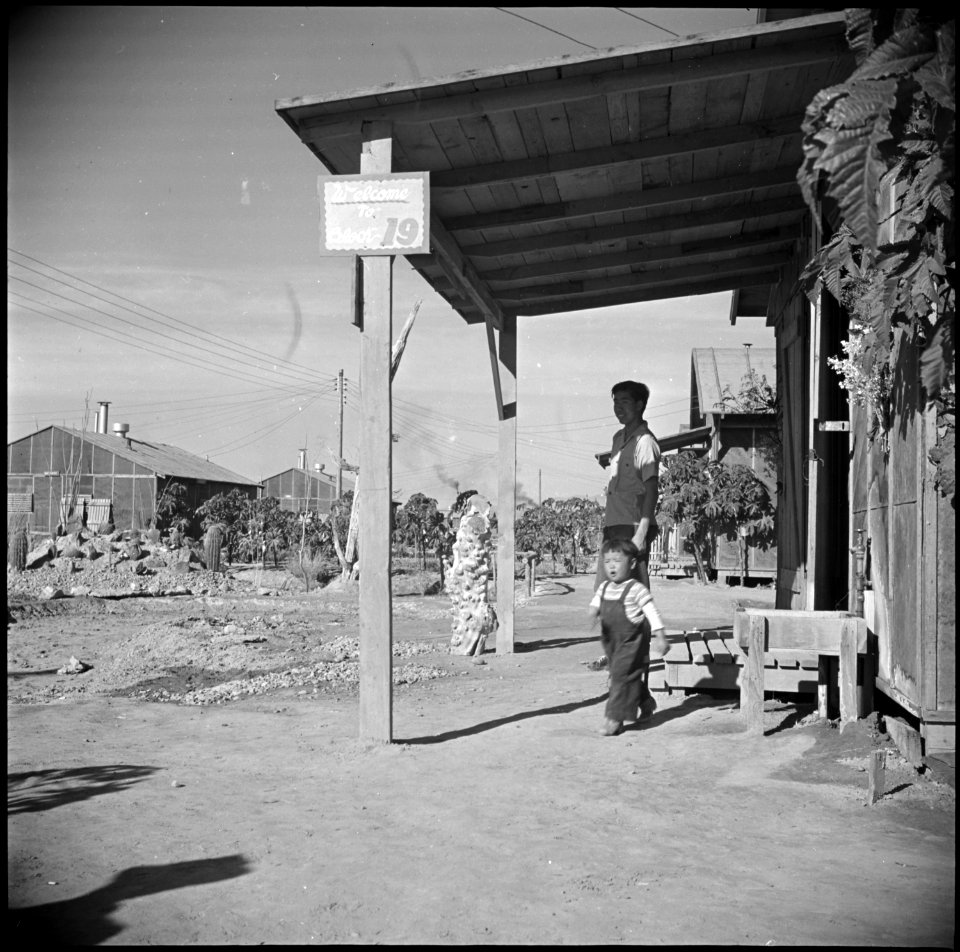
[[286, 29, 849, 138], [357, 121, 394, 745], [818, 656, 830, 719], [495, 316, 517, 655], [767, 649, 820, 669], [839, 619, 859, 724], [735, 609, 867, 653], [742, 613, 766, 732], [885, 716, 923, 768], [703, 629, 734, 664], [460, 196, 805, 257], [512, 271, 784, 316], [664, 663, 741, 692], [867, 750, 886, 805], [661, 629, 691, 664], [446, 167, 797, 231], [685, 630, 713, 665], [434, 115, 801, 190]]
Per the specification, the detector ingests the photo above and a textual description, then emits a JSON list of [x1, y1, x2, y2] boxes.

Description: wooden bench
[[734, 609, 870, 733]]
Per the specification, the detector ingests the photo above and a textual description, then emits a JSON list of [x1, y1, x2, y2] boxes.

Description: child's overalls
[[598, 580, 652, 723]]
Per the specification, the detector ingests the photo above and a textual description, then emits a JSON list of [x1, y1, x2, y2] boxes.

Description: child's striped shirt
[[590, 579, 665, 629]]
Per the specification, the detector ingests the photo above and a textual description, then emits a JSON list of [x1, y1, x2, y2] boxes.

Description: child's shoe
[[599, 718, 623, 736]]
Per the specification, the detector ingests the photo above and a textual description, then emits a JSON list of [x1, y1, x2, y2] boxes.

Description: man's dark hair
[[611, 380, 650, 406]]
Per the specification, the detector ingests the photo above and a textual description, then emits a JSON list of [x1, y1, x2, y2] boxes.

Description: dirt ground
[[7, 568, 956, 946]]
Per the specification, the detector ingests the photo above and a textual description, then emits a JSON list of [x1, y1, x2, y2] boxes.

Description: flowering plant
[[827, 321, 893, 451]]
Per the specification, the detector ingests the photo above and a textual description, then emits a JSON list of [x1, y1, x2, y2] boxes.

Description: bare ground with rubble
[[7, 559, 955, 946]]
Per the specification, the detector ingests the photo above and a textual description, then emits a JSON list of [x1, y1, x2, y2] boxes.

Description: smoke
[[515, 482, 537, 507], [434, 465, 460, 496]]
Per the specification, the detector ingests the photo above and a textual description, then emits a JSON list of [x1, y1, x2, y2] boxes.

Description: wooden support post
[[839, 619, 858, 725], [817, 656, 830, 719], [857, 653, 874, 717], [496, 314, 517, 655], [742, 613, 765, 732], [867, 749, 885, 805], [358, 121, 394, 743]]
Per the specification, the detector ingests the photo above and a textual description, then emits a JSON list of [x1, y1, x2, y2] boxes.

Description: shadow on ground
[[8, 765, 160, 815], [8, 854, 250, 944]]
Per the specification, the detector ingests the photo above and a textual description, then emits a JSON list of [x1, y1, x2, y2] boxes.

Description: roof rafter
[[459, 197, 807, 257], [478, 228, 797, 284], [431, 115, 803, 191], [501, 253, 791, 304], [513, 272, 784, 316], [446, 168, 798, 232]]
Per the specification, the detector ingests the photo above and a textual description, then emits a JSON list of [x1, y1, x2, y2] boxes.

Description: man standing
[[595, 380, 661, 591]]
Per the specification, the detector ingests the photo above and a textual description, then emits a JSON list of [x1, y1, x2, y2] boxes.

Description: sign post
[[319, 142, 430, 743]]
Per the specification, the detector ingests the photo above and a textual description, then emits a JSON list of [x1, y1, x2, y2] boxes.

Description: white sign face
[[319, 172, 430, 255]]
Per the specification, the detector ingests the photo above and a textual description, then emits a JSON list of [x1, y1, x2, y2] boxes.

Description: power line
[[613, 8, 681, 37], [493, 7, 597, 50], [7, 249, 341, 385]]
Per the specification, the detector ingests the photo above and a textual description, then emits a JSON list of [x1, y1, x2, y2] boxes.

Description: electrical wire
[[493, 7, 597, 50], [613, 8, 680, 37], [7, 249, 341, 385]]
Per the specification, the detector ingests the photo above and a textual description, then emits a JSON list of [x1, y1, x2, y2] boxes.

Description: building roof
[[691, 347, 776, 414], [30, 426, 260, 486], [262, 467, 337, 486], [276, 12, 853, 326]]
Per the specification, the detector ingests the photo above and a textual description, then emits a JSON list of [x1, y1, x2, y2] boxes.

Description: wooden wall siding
[[935, 490, 956, 712]]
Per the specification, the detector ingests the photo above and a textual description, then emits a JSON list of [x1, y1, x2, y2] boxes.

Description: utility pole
[[538, 469, 542, 505], [336, 368, 345, 498]]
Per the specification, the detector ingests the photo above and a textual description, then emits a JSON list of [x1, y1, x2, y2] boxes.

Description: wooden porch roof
[[276, 12, 853, 329]]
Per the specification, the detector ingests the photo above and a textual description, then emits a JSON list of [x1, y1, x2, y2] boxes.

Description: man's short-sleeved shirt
[[604, 423, 660, 527]]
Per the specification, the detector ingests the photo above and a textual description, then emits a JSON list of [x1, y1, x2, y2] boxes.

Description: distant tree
[[396, 492, 443, 570], [515, 504, 561, 570], [154, 480, 191, 537], [711, 464, 776, 584], [545, 496, 603, 573], [657, 452, 720, 584]]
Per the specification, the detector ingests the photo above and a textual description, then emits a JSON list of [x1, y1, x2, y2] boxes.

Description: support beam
[[358, 120, 394, 744], [415, 216, 503, 331], [501, 252, 792, 304], [432, 115, 803, 191], [445, 168, 797, 232], [496, 315, 517, 655], [480, 230, 796, 284], [512, 271, 785, 316], [460, 197, 806, 258]]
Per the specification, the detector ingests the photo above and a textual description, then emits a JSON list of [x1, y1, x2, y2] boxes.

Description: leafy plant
[[797, 9, 954, 484], [155, 480, 191, 535]]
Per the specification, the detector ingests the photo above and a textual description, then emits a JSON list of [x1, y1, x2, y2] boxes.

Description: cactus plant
[[204, 524, 224, 574], [9, 528, 28, 572]]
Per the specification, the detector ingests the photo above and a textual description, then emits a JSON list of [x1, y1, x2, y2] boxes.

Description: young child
[[589, 538, 670, 736]]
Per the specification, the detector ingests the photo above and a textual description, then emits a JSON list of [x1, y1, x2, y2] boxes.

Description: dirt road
[[7, 573, 955, 945]]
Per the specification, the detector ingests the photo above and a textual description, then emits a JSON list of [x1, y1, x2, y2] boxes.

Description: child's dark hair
[[611, 380, 649, 405], [601, 537, 641, 560]]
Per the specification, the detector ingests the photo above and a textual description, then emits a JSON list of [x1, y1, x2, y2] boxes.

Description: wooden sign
[[319, 172, 430, 255]]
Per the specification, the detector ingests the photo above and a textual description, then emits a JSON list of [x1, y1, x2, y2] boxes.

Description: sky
[[7, 6, 772, 510]]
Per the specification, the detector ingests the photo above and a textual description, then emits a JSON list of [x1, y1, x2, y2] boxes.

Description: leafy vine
[[796, 9, 954, 492]]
